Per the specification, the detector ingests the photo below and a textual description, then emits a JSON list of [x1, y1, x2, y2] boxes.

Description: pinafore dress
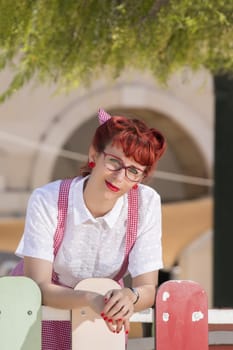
[[12, 177, 139, 350]]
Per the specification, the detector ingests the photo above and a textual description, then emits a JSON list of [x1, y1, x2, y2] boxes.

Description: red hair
[[81, 116, 166, 177]]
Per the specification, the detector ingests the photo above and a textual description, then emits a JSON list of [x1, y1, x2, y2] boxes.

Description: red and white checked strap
[[52, 178, 73, 283], [114, 187, 139, 282], [43, 179, 73, 350], [53, 178, 73, 256]]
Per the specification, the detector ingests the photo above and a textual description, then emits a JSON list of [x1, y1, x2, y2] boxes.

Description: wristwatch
[[128, 287, 140, 304]]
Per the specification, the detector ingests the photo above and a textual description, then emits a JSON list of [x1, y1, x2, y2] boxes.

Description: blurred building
[[0, 68, 213, 305]]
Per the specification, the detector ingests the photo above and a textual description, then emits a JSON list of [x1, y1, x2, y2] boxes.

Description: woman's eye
[[110, 157, 120, 164], [128, 167, 139, 175], [110, 157, 118, 162], [109, 158, 122, 167]]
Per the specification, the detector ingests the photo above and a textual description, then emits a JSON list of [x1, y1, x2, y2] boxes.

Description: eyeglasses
[[102, 151, 145, 182]]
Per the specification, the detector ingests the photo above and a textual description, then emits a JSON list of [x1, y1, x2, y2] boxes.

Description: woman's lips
[[105, 180, 120, 192]]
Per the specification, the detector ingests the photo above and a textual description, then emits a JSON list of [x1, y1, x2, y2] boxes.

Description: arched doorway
[[52, 107, 210, 202]]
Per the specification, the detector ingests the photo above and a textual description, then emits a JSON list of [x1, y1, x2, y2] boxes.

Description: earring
[[132, 184, 138, 190], [88, 161, 96, 169]]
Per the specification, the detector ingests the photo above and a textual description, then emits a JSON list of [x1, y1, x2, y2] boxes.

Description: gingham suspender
[[113, 187, 138, 282], [53, 178, 139, 283], [53, 178, 73, 257], [52, 178, 73, 283], [125, 188, 139, 257]]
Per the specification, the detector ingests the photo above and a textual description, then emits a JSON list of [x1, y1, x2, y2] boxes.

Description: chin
[[104, 189, 121, 200]]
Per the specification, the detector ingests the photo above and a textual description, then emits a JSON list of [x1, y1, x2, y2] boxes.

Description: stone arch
[[30, 80, 213, 194]]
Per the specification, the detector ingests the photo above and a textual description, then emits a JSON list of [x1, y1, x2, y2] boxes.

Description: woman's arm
[[24, 257, 103, 311]]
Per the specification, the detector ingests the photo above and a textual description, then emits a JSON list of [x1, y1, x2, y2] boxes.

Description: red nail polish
[[125, 330, 129, 334], [104, 316, 108, 320], [101, 312, 105, 317], [108, 319, 113, 323], [118, 318, 122, 322]]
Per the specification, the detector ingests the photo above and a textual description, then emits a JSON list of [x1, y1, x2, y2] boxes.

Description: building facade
[[0, 68, 214, 304]]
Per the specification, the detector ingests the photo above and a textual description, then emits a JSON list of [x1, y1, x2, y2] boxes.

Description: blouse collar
[[72, 176, 124, 229]]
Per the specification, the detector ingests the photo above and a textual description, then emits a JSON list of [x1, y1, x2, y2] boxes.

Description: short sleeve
[[128, 186, 163, 277], [15, 181, 60, 262]]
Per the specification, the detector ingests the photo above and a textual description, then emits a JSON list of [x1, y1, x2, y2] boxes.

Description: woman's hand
[[100, 288, 135, 333], [100, 270, 159, 334]]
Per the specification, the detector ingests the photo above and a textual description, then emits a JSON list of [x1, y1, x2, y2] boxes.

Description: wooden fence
[[0, 277, 232, 350]]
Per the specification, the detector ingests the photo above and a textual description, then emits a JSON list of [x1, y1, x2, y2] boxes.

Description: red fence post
[[155, 280, 208, 350]]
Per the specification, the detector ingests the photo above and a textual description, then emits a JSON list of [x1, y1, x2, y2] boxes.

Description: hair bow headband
[[98, 108, 112, 125]]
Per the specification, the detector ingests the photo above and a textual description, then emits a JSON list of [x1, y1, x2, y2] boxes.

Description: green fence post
[[0, 276, 41, 350]]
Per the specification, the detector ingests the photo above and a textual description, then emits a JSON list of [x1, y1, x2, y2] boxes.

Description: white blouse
[[16, 176, 163, 288]]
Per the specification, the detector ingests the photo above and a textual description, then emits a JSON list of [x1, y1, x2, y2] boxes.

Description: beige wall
[[176, 231, 213, 307]]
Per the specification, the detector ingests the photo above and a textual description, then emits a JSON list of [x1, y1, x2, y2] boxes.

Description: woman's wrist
[[128, 287, 140, 305]]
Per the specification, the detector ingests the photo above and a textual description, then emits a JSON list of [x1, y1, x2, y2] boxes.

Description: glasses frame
[[102, 151, 145, 182]]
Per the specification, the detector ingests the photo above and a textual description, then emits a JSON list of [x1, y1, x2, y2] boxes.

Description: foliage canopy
[[0, 0, 232, 102]]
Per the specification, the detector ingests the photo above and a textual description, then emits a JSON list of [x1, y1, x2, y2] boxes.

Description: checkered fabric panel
[[42, 321, 71, 350], [114, 188, 139, 282], [53, 179, 73, 257], [43, 179, 73, 349], [52, 178, 73, 284], [125, 188, 139, 256]]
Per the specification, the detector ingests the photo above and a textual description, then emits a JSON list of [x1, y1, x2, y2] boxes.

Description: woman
[[14, 108, 166, 348]]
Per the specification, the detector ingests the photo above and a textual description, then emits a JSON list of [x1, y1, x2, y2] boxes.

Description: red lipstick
[[105, 180, 120, 192]]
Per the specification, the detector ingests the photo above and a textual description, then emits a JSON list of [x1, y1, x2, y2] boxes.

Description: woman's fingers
[[103, 318, 128, 335], [123, 319, 130, 335], [104, 318, 117, 333], [115, 318, 124, 333], [102, 289, 134, 320]]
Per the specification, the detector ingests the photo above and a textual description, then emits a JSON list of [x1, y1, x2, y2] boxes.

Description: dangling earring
[[88, 161, 96, 169], [132, 184, 138, 190]]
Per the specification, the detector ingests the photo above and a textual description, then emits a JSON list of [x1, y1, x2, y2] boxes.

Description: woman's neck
[[83, 178, 117, 218]]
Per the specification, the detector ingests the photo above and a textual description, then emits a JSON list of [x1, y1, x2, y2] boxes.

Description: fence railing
[[1, 277, 233, 350]]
